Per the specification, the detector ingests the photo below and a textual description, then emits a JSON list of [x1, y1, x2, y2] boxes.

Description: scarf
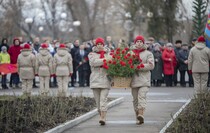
[[97, 50, 106, 58], [133, 49, 145, 56]]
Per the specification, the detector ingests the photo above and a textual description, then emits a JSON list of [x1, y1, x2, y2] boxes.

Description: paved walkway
[[67, 86, 194, 133], [0, 86, 194, 133]]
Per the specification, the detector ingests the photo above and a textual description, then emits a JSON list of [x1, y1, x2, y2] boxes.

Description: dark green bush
[[0, 95, 95, 133], [166, 92, 210, 133]]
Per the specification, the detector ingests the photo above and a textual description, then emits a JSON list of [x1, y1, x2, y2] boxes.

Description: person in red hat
[[130, 35, 155, 125], [35, 43, 53, 96], [53, 44, 73, 97], [17, 43, 36, 96], [88, 37, 111, 125], [188, 36, 210, 94]]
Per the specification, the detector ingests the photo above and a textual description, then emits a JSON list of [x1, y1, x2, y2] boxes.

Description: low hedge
[[166, 92, 210, 133], [0, 95, 95, 133]]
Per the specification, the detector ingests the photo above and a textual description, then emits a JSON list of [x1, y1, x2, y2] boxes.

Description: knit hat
[[59, 44, 66, 48], [23, 43, 31, 49], [95, 37, 104, 46], [41, 43, 48, 48], [197, 36, 205, 42], [134, 35, 145, 44], [1, 46, 7, 51]]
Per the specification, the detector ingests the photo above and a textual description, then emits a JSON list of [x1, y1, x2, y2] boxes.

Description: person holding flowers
[[130, 35, 155, 125], [88, 37, 111, 125]]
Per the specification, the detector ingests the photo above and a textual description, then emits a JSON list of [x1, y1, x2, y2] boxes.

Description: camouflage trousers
[[131, 86, 149, 111], [92, 88, 109, 112]]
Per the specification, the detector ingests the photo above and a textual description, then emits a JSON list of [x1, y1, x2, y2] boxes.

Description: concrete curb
[[44, 97, 124, 133], [159, 99, 191, 133]]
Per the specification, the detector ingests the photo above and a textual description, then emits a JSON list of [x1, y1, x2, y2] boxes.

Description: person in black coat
[[70, 39, 80, 87], [0, 38, 9, 52], [173, 40, 182, 86], [151, 43, 163, 86], [177, 44, 193, 87], [84, 41, 93, 86], [74, 44, 89, 87]]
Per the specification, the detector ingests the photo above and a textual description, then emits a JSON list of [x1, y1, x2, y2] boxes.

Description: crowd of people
[[1, 35, 210, 91], [1, 35, 210, 125]]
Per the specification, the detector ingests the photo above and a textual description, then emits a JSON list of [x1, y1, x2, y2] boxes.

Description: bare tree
[[0, 0, 38, 41], [40, 0, 63, 40], [114, 0, 142, 42], [66, 0, 100, 41], [0, 0, 24, 41]]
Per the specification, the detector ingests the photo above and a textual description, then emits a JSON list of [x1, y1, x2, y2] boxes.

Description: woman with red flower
[[88, 37, 111, 125], [130, 35, 155, 125]]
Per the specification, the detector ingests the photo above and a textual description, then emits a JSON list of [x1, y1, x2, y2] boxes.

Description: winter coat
[[188, 42, 210, 73], [130, 46, 155, 88], [74, 50, 89, 71], [0, 52, 10, 64], [17, 49, 36, 79], [151, 50, 163, 80], [177, 49, 189, 71], [33, 42, 40, 53], [88, 46, 111, 89], [53, 48, 73, 76], [0, 38, 9, 52], [35, 48, 53, 76], [174, 48, 182, 68], [71, 45, 80, 67], [162, 49, 177, 75], [8, 45, 22, 64]]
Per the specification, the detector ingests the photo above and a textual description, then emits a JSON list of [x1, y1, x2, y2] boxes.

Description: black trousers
[[78, 70, 86, 86], [152, 80, 162, 87], [180, 70, 186, 86], [1, 75, 7, 86], [10, 73, 20, 85], [173, 67, 179, 85], [85, 70, 91, 86], [188, 71, 194, 86], [71, 65, 77, 86], [165, 75, 173, 87]]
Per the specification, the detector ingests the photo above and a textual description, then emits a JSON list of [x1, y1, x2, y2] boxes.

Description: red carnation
[[124, 47, 129, 51], [137, 65, 141, 69], [124, 55, 128, 59], [112, 61, 117, 65], [103, 59, 106, 63], [140, 63, 144, 68], [127, 53, 131, 57], [103, 64, 109, 69], [117, 56, 120, 59], [108, 60, 112, 64], [130, 65, 134, 69], [116, 48, 120, 51], [139, 58, 143, 62], [110, 53, 114, 55], [128, 61, 132, 65], [116, 51, 120, 55], [112, 55, 115, 58], [112, 61, 116, 64], [103, 62, 107, 65], [111, 50, 114, 53], [120, 61, 126, 66], [122, 50, 126, 54]]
